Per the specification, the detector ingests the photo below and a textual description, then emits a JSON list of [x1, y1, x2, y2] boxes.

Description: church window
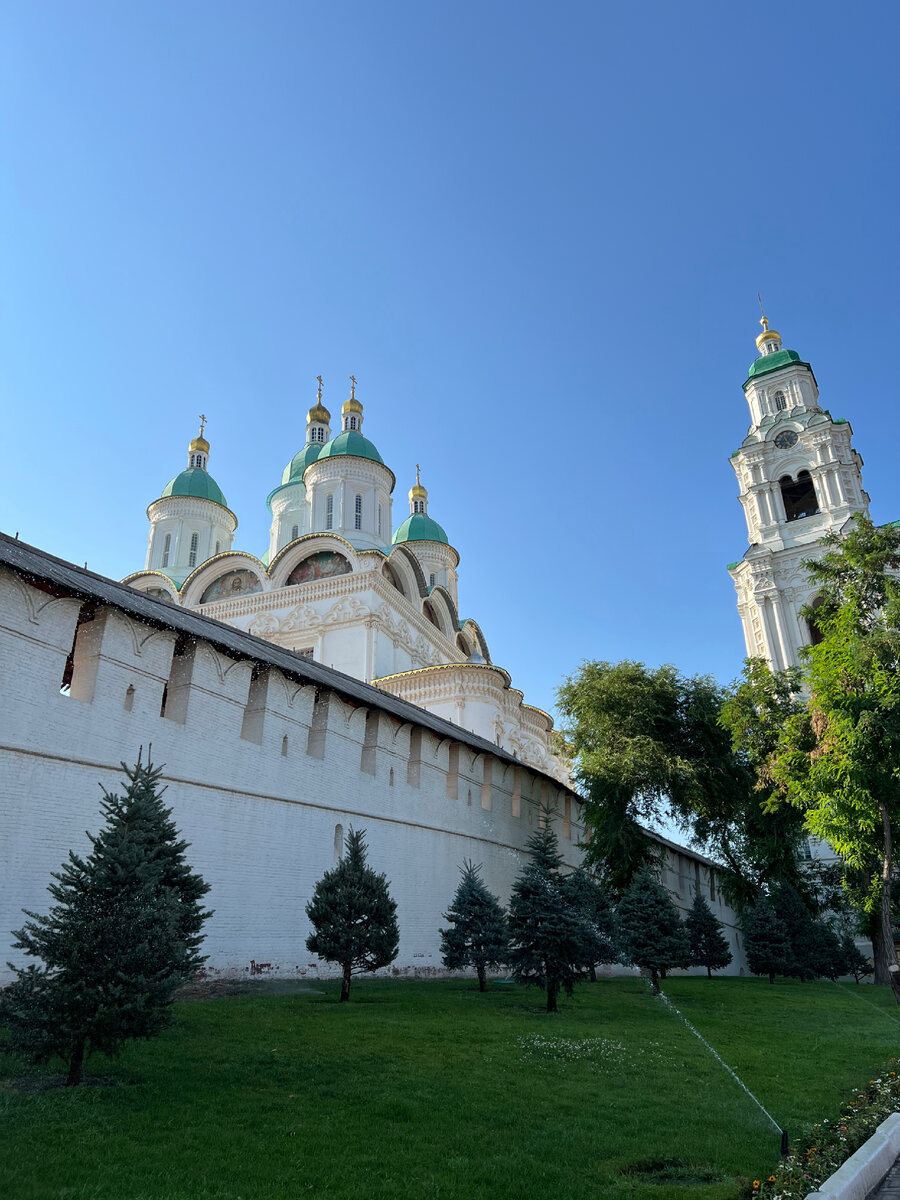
[[333, 824, 344, 861], [188, 532, 199, 568], [429, 573, 436, 588], [281, 735, 288, 757], [124, 684, 135, 712], [774, 390, 787, 411], [215, 541, 220, 556], [413, 499, 424, 514], [161, 533, 171, 568], [780, 470, 820, 522], [291, 524, 299, 541], [355, 494, 362, 530], [326, 495, 333, 529], [378, 505, 383, 538], [806, 594, 829, 646], [348, 416, 358, 431]]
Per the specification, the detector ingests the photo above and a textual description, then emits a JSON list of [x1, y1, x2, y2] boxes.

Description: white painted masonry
[[0, 534, 746, 983]]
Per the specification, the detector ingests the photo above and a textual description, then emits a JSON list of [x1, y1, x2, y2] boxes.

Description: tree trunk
[[768, 970, 775, 985], [340, 962, 352, 1003], [66, 1038, 85, 1087], [707, 966, 712, 980], [878, 804, 900, 1006], [650, 968, 659, 995], [476, 964, 487, 992], [546, 980, 559, 1013], [872, 918, 891, 985], [589, 965, 597, 983]]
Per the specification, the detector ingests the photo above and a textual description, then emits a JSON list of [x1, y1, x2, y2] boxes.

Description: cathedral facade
[[728, 314, 874, 670], [123, 381, 565, 783]]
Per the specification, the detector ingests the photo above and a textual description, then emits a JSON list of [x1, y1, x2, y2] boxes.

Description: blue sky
[[2, 2, 899, 719]]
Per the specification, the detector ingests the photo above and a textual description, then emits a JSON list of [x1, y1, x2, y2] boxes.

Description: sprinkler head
[[780, 1130, 789, 1156]]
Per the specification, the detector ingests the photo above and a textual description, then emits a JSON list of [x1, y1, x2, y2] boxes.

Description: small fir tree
[[685, 892, 733, 979], [440, 860, 508, 991], [617, 870, 691, 992], [306, 828, 399, 1002], [562, 867, 617, 981], [840, 934, 874, 983], [507, 817, 587, 1012], [0, 755, 211, 1085], [742, 896, 790, 984], [771, 882, 820, 980]]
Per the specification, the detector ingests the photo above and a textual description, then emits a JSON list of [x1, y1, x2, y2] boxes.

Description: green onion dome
[[392, 513, 449, 545], [316, 430, 384, 465], [282, 442, 323, 485], [160, 467, 228, 507]]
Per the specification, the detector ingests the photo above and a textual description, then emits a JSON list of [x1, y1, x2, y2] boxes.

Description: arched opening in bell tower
[[780, 470, 820, 522]]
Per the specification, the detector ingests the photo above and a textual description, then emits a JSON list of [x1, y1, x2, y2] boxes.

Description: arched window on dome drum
[[780, 470, 820, 522], [348, 416, 358, 431], [326, 494, 333, 530], [161, 533, 171, 568], [355, 494, 362, 530], [413, 500, 424, 514], [774, 390, 787, 411], [291, 524, 299, 541], [429, 573, 436, 588], [378, 505, 382, 538], [188, 532, 199, 568]]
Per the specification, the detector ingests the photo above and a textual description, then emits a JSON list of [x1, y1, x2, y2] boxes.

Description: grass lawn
[[2, 975, 900, 1200]]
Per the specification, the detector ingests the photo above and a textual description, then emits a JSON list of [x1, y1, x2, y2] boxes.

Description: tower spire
[[307, 375, 331, 444], [409, 465, 428, 514], [189, 415, 210, 469], [754, 295, 782, 355]]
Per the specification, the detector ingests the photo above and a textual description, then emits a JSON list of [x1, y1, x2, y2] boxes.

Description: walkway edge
[[805, 1113, 900, 1200]]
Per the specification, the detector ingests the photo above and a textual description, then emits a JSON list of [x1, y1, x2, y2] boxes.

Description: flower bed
[[754, 1061, 900, 1198]]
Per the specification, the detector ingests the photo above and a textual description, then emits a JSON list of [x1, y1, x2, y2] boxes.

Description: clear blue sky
[[2, 2, 899, 719]]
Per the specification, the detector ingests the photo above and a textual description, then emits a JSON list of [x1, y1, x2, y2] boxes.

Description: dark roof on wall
[[0, 532, 568, 791]]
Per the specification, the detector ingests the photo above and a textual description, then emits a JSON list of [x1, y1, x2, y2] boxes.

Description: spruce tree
[[306, 827, 399, 1002], [439, 860, 508, 991], [562, 867, 617, 981], [507, 818, 587, 1012], [617, 870, 690, 992], [0, 755, 211, 1085], [840, 933, 874, 983], [685, 891, 733, 979], [742, 896, 790, 984]]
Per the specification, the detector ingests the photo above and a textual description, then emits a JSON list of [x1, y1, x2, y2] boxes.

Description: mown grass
[[2, 976, 899, 1200]]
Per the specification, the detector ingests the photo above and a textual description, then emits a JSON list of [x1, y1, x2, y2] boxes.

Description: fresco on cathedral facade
[[287, 551, 351, 586], [200, 569, 264, 604]]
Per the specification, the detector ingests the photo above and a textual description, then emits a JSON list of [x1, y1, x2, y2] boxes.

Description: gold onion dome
[[189, 434, 210, 453], [307, 402, 331, 424], [409, 481, 428, 501], [342, 374, 363, 414]]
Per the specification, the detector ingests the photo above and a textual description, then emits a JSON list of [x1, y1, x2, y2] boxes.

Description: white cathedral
[[122, 378, 566, 784]]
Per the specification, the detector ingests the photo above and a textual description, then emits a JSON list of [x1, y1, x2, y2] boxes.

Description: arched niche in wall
[[780, 470, 820, 522], [199, 569, 264, 604], [143, 586, 175, 601], [287, 551, 351, 586], [382, 561, 408, 598]]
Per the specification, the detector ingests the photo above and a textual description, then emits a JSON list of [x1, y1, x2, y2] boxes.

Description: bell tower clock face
[[774, 430, 798, 450]]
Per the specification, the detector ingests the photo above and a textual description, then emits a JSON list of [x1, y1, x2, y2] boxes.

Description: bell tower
[[727, 309, 870, 669]]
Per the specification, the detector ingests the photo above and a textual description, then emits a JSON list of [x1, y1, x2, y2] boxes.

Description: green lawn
[[2, 976, 899, 1200]]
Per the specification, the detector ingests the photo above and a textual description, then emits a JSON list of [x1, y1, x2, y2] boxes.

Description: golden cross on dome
[[349, 374, 357, 398], [198, 413, 207, 436], [316, 375, 323, 401], [416, 463, 421, 485], [757, 291, 769, 331]]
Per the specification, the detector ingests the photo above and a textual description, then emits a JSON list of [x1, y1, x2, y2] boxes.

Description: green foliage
[[685, 892, 732, 977], [507, 819, 587, 1012], [305, 827, 399, 1001], [840, 934, 873, 983], [562, 867, 618, 979], [770, 882, 845, 981], [742, 897, 790, 984], [0, 755, 211, 1085], [616, 870, 690, 990], [439, 860, 508, 991]]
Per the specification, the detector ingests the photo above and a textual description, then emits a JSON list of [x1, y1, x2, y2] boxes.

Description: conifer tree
[[685, 891, 733, 978], [306, 827, 399, 1002], [840, 933, 873, 983], [562, 867, 617, 981], [0, 755, 211, 1085], [617, 870, 690, 992], [507, 817, 587, 1012], [440, 860, 508, 991], [742, 896, 790, 984]]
